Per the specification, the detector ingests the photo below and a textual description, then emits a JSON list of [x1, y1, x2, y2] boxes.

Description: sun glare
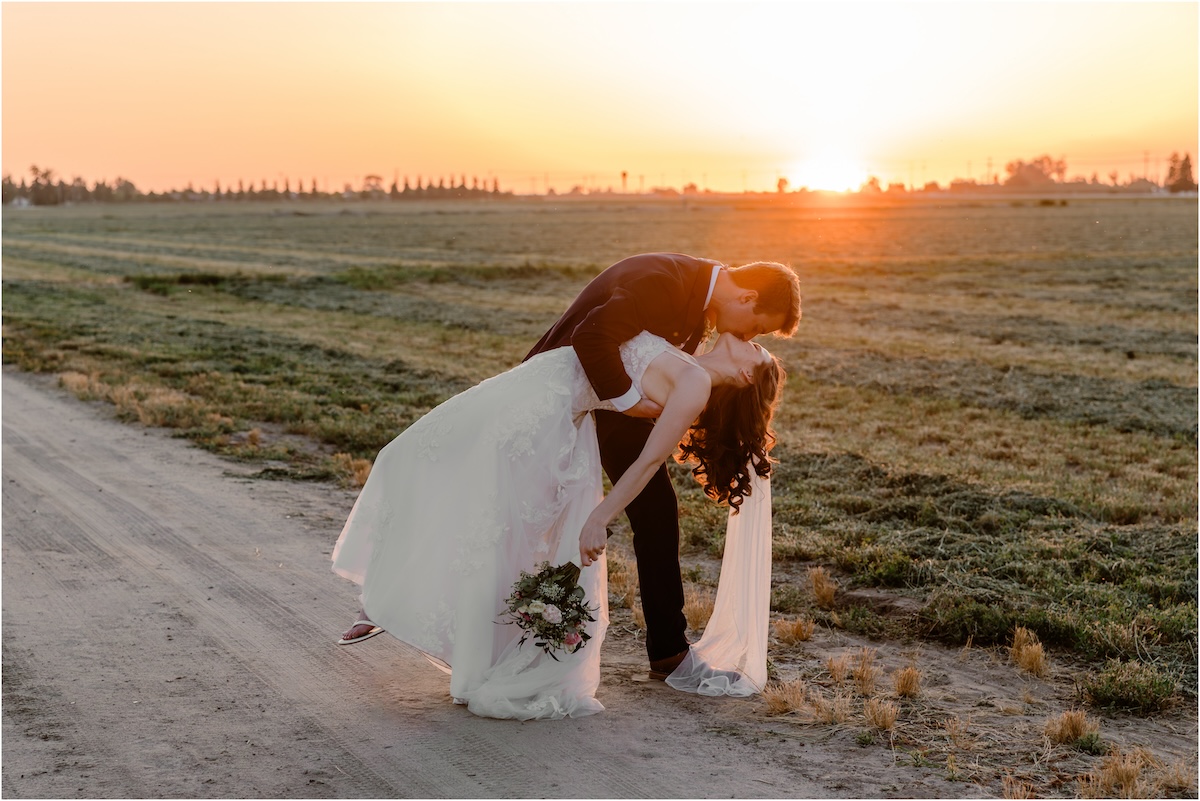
[[788, 157, 869, 193]]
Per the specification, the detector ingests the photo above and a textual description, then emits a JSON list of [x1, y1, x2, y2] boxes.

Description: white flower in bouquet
[[527, 600, 546, 614], [542, 604, 562, 624]]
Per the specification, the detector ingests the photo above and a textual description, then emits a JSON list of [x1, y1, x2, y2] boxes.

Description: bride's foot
[[337, 613, 384, 645], [342, 622, 378, 641]]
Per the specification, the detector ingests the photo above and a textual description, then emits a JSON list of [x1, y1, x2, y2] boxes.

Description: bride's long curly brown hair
[[675, 355, 786, 513]]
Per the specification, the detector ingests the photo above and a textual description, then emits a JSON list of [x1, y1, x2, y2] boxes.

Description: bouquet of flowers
[[501, 561, 598, 659]]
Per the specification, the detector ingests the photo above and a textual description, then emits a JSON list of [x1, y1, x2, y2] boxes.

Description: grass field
[[4, 195, 1196, 714]]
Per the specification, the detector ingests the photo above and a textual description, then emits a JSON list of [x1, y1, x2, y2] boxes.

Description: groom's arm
[[571, 269, 686, 413]]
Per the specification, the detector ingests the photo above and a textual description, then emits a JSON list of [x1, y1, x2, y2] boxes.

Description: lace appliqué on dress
[[453, 490, 507, 573], [487, 355, 574, 458], [619, 331, 679, 389], [412, 600, 456, 654], [414, 416, 453, 461]]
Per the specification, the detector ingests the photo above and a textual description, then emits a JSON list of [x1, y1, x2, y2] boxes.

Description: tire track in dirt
[[3, 412, 449, 798]]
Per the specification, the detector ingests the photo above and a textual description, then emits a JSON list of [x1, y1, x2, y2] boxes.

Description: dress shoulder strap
[[658, 347, 699, 368]]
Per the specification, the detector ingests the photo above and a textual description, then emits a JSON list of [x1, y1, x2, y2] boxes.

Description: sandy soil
[[2, 369, 1194, 799]]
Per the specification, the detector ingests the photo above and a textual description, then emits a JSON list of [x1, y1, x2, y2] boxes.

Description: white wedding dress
[[332, 331, 771, 720]]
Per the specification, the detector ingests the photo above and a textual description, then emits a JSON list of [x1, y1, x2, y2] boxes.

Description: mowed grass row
[[3, 198, 1196, 702]]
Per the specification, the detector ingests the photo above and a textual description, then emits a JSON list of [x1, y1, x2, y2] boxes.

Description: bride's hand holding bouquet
[[578, 513, 609, 567]]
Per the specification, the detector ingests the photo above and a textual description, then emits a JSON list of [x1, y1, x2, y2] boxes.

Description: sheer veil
[[666, 469, 771, 696]]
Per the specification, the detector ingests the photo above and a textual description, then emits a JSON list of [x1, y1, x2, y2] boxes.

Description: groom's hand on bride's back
[[623, 398, 663, 419]]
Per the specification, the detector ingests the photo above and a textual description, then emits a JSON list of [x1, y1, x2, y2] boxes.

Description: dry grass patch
[[58, 370, 106, 399], [1043, 709, 1098, 745], [808, 566, 837, 609], [826, 654, 850, 686], [329, 452, 372, 487], [1010, 626, 1050, 678], [864, 697, 898, 731], [893, 665, 922, 698], [772, 616, 815, 644], [1077, 747, 1156, 799], [807, 690, 853, 725], [60, 370, 215, 431], [852, 647, 880, 696], [631, 601, 645, 630], [761, 679, 807, 715], [1155, 759, 1198, 795], [683, 584, 715, 630], [1016, 644, 1049, 678], [606, 552, 638, 609]]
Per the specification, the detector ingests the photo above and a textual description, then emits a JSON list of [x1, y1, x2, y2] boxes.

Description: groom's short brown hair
[[728, 261, 802, 336]]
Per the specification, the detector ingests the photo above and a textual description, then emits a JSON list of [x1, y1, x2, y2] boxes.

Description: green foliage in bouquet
[[502, 561, 598, 660]]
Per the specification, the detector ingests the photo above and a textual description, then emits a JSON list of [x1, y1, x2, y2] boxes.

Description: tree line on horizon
[[4, 153, 1197, 207], [845, 152, 1197, 197], [2, 168, 511, 207]]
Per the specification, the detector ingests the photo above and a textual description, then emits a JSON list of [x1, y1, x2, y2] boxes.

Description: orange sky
[[3, 2, 1197, 193]]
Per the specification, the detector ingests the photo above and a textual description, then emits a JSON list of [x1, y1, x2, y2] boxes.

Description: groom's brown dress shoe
[[648, 648, 690, 681], [649, 648, 746, 685]]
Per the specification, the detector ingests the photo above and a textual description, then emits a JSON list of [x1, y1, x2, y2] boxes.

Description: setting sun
[[787, 156, 869, 193]]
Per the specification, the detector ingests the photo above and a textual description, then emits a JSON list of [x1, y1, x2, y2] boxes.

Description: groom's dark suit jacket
[[525, 253, 718, 401], [526, 252, 718, 661]]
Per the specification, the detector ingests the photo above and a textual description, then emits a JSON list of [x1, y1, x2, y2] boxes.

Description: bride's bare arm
[[578, 364, 711, 566]]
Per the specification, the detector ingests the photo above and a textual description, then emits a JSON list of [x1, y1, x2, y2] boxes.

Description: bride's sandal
[[337, 620, 384, 646]]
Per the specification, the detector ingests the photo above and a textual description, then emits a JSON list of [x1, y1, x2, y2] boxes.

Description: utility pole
[[986, 157, 992, 184]]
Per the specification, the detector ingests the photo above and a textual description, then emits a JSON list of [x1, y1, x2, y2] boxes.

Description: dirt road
[[8, 370, 969, 799]]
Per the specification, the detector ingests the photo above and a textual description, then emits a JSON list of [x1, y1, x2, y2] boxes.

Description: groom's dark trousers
[[526, 253, 716, 662]]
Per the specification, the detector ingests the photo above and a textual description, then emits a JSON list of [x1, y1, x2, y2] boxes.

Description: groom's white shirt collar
[[610, 262, 721, 413], [703, 262, 720, 309]]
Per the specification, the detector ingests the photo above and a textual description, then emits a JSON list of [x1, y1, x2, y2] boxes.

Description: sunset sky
[[3, 2, 1197, 194]]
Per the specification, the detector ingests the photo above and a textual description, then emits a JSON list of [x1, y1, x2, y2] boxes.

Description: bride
[[331, 329, 785, 720]]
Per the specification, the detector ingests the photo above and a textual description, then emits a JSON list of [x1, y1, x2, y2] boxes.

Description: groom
[[526, 252, 801, 679]]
